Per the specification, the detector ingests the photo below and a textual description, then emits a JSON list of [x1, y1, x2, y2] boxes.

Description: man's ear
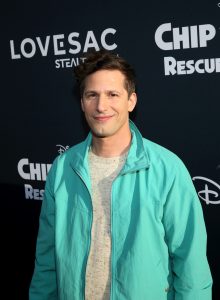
[[81, 98, 85, 112], [128, 92, 137, 112]]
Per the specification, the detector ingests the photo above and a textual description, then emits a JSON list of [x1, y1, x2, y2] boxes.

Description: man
[[29, 50, 212, 300]]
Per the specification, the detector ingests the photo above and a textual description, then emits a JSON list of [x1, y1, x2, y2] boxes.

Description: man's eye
[[110, 93, 118, 97], [86, 93, 96, 100]]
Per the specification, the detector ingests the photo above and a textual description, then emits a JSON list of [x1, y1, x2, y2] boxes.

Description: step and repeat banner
[[1, 0, 220, 299]]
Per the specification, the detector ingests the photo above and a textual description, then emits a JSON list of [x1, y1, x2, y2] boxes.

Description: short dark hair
[[74, 49, 136, 96]]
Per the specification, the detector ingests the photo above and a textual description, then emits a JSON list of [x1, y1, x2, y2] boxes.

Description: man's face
[[81, 69, 137, 139]]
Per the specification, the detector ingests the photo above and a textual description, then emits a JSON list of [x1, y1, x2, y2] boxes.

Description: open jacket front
[[30, 121, 212, 300]]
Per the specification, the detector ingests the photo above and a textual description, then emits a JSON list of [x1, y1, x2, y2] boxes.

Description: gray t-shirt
[[85, 150, 127, 300]]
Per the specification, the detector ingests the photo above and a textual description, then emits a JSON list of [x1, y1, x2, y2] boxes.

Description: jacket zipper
[[110, 171, 132, 300], [110, 166, 149, 300], [110, 181, 115, 300], [72, 167, 93, 300]]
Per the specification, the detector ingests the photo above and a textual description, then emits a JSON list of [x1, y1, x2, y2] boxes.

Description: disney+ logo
[[193, 175, 220, 205], [56, 144, 69, 154]]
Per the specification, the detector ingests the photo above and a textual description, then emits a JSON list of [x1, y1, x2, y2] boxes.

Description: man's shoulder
[[48, 139, 87, 174], [141, 137, 195, 190], [44, 139, 89, 189], [56, 139, 86, 162], [68, 140, 86, 154], [131, 121, 184, 169], [142, 137, 186, 171]]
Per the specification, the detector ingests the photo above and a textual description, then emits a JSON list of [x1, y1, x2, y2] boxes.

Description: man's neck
[[91, 131, 132, 158]]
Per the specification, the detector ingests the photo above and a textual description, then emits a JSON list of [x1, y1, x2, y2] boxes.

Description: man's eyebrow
[[84, 89, 122, 94], [83, 90, 98, 95], [106, 89, 123, 94]]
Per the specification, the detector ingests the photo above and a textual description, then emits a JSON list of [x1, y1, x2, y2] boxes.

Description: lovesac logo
[[10, 28, 117, 69], [154, 22, 220, 76]]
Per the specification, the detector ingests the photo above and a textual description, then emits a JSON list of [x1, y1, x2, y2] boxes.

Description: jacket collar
[[122, 120, 150, 174], [70, 120, 150, 179]]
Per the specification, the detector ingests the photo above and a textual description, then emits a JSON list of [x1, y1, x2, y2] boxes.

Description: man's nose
[[96, 95, 108, 112]]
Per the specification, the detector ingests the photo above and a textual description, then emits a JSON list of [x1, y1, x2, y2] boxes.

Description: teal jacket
[[29, 122, 212, 300]]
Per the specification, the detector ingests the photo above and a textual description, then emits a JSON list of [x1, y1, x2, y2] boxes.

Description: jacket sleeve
[[29, 160, 58, 300], [162, 159, 213, 300]]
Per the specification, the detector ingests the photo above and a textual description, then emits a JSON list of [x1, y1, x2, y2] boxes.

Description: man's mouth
[[94, 115, 113, 122]]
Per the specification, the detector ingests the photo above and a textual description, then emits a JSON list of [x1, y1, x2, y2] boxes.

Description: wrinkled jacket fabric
[[29, 122, 212, 300]]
